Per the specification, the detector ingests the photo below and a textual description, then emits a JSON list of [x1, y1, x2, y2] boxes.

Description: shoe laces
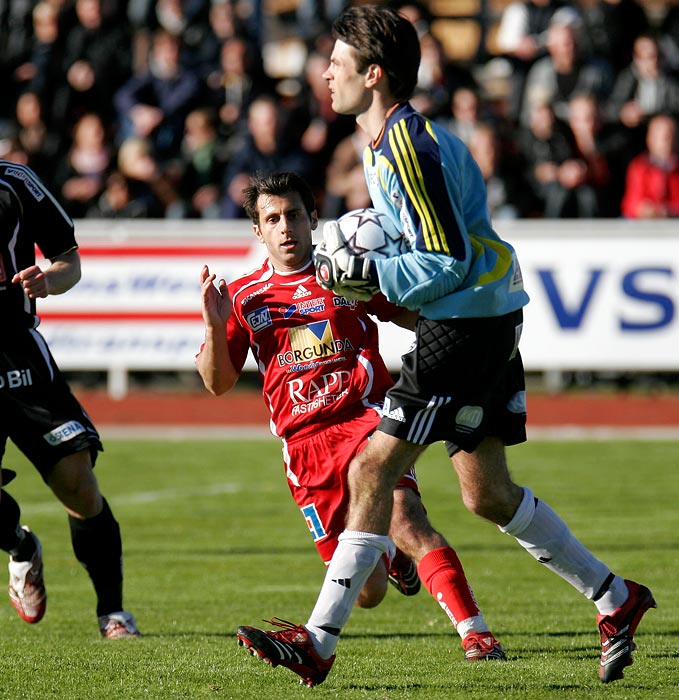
[[463, 632, 505, 657], [599, 618, 629, 641], [9, 557, 41, 596], [263, 617, 309, 644], [465, 632, 493, 649]]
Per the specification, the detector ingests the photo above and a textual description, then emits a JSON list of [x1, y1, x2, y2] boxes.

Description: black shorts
[[378, 310, 527, 455], [0, 329, 103, 480]]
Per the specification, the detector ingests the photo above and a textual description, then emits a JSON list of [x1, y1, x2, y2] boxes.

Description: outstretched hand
[[200, 265, 232, 328]]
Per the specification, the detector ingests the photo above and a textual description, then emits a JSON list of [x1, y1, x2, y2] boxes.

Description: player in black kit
[[0, 161, 139, 638]]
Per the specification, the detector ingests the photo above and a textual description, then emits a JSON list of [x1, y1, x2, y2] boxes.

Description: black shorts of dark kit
[[0, 329, 103, 480], [378, 309, 527, 455]]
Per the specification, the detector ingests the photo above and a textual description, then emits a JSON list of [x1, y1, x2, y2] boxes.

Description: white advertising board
[[36, 220, 679, 393]]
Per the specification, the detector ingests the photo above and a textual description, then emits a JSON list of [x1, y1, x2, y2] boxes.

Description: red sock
[[417, 546, 480, 629]]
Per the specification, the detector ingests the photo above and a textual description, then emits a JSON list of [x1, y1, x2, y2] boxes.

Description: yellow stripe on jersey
[[389, 121, 450, 255], [469, 235, 513, 285], [377, 154, 394, 190]]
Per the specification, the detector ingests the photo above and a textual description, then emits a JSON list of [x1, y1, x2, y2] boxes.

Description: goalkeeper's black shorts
[[378, 309, 527, 455]]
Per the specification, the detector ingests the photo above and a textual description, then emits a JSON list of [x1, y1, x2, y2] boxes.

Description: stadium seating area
[[0, 0, 677, 221]]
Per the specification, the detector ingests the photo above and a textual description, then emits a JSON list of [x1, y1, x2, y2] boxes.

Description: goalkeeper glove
[[314, 221, 379, 298], [331, 281, 376, 302]]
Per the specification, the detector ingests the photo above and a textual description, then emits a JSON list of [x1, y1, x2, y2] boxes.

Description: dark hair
[[332, 5, 420, 102], [242, 171, 316, 224]]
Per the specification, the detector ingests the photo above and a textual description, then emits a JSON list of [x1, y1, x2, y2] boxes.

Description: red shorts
[[282, 408, 419, 564]]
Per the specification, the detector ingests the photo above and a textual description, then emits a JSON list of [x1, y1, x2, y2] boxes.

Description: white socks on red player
[[500, 487, 627, 614], [306, 530, 394, 658]]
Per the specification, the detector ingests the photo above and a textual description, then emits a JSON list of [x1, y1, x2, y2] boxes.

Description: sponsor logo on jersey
[[287, 369, 351, 415], [332, 296, 358, 309], [240, 283, 272, 306], [292, 284, 312, 299], [277, 321, 353, 367], [5, 167, 45, 201], [43, 420, 86, 446], [281, 297, 326, 318], [245, 306, 272, 333], [0, 369, 33, 389]]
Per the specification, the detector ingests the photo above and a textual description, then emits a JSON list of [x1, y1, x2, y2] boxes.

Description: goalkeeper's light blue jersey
[[365, 102, 530, 319]]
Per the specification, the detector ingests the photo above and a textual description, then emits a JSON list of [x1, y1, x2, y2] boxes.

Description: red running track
[[75, 390, 679, 428]]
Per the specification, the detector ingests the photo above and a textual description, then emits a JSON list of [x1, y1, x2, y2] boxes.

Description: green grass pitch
[[0, 437, 676, 699]]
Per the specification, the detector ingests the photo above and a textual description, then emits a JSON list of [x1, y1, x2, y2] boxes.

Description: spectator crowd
[[1, 0, 678, 221]]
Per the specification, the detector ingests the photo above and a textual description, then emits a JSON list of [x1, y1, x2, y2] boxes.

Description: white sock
[[594, 575, 628, 616], [456, 615, 490, 640], [306, 530, 394, 658], [500, 487, 611, 600]]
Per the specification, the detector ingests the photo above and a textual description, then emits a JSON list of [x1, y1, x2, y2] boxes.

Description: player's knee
[[48, 454, 102, 517], [461, 487, 516, 524], [462, 491, 500, 522]]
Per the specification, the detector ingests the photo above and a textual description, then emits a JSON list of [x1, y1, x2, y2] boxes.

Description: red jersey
[[226, 258, 401, 440], [621, 153, 679, 218]]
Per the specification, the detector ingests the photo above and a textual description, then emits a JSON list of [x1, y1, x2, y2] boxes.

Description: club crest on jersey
[[277, 320, 353, 367], [245, 306, 272, 333]]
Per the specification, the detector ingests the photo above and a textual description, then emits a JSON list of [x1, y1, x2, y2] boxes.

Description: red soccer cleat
[[462, 632, 507, 660], [597, 579, 656, 683], [237, 617, 335, 687]]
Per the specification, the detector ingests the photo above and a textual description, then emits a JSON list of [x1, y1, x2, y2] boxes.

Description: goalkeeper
[[236, 5, 656, 688], [196, 171, 505, 662]]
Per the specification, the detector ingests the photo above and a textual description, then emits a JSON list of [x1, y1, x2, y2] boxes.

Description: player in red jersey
[[196, 171, 506, 674]]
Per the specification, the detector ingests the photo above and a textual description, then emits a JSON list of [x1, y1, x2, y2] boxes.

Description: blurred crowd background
[[0, 0, 678, 223]]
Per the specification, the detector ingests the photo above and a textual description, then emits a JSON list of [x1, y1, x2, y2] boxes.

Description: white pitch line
[[96, 424, 679, 441], [528, 426, 679, 440], [98, 425, 276, 440], [14, 480, 272, 514]]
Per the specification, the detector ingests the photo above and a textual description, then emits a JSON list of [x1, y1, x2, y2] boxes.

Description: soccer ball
[[336, 207, 408, 260]]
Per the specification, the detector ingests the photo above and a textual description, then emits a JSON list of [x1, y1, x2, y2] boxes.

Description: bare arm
[[196, 264, 240, 396], [391, 308, 419, 331], [12, 247, 81, 298]]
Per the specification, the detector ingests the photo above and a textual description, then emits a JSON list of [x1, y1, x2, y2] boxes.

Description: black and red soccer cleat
[[387, 549, 421, 596], [237, 617, 335, 687], [597, 579, 656, 683], [462, 632, 507, 660]]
